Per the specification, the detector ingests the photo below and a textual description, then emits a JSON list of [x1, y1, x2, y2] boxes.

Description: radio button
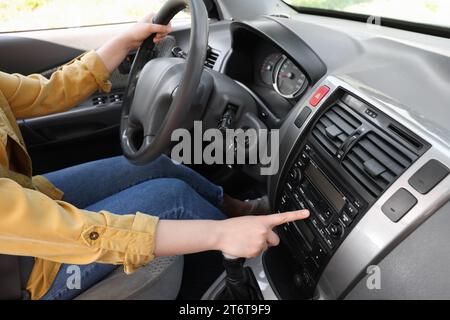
[[324, 209, 333, 219], [340, 212, 353, 227], [290, 168, 303, 183], [312, 244, 327, 265], [311, 217, 320, 228], [319, 229, 335, 249], [286, 183, 293, 192], [297, 160, 306, 168], [318, 228, 327, 239], [354, 200, 363, 209], [299, 187, 306, 196], [289, 170, 298, 181], [324, 237, 335, 250], [345, 203, 359, 218], [293, 194, 305, 209], [318, 213, 327, 225], [328, 223, 344, 239], [281, 193, 289, 206], [301, 153, 308, 162]]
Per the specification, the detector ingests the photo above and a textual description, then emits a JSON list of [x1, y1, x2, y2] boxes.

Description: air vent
[[312, 105, 362, 155], [205, 48, 220, 69], [342, 132, 418, 197]]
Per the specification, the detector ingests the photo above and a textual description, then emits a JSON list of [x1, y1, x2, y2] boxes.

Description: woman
[[0, 14, 309, 300]]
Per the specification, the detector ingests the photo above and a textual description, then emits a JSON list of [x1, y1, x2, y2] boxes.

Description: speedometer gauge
[[260, 53, 282, 85], [274, 57, 307, 99]]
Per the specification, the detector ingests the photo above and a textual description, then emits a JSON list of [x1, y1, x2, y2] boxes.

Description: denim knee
[[161, 178, 195, 197]]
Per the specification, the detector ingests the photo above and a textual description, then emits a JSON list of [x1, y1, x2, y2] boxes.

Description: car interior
[[0, 0, 449, 300]]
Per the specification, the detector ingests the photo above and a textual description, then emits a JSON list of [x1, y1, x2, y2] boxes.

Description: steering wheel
[[121, 0, 209, 165]]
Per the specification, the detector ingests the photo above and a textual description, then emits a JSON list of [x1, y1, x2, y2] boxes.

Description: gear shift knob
[[222, 254, 252, 300], [223, 256, 246, 282]]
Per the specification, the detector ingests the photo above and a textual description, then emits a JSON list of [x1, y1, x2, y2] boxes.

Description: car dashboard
[[225, 40, 309, 126], [221, 20, 326, 129], [202, 13, 450, 300]]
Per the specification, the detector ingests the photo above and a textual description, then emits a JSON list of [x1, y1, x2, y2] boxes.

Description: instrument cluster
[[260, 53, 308, 99]]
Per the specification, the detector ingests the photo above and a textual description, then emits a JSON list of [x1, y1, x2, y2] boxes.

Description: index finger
[[265, 210, 310, 227]]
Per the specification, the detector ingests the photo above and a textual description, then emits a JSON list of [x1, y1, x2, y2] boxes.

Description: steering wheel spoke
[[120, 0, 209, 165]]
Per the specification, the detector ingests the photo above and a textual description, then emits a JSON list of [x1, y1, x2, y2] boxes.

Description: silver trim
[[273, 56, 307, 99], [206, 75, 450, 300], [312, 76, 450, 299], [245, 255, 279, 300], [202, 256, 279, 301], [267, 75, 450, 299]]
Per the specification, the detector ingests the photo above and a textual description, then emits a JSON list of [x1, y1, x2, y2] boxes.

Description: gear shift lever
[[222, 254, 256, 300]]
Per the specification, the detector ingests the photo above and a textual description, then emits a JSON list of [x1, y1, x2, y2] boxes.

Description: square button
[[409, 160, 449, 194], [310, 86, 330, 107], [295, 107, 312, 128], [382, 189, 418, 223]]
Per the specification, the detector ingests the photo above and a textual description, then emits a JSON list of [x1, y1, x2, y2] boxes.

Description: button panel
[[276, 142, 368, 295]]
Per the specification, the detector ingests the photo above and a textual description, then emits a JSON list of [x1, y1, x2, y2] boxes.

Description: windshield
[[0, 0, 189, 33], [283, 0, 450, 29]]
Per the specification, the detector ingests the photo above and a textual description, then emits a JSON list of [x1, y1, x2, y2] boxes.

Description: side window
[[0, 0, 189, 33]]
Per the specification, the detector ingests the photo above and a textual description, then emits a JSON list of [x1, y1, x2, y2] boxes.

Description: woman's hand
[[215, 211, 310, 258], [154, 210, 311, 259], [97, 13, 172, 74], [121, 14, 173, 50]]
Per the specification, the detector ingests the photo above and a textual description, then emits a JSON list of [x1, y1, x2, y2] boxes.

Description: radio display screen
[[306, 163, 345, 213]]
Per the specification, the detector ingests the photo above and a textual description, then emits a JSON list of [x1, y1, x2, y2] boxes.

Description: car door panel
[[19, 106, 123, 174], [0, 23, 133, 74], [0, 36, 83, 74], [0, 22, 191, 174], [0, 28, 130, 174]]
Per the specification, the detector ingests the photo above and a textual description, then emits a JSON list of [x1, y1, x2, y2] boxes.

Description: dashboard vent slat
[[343, 156, 384, 196], [309, 95, 429, 201], [343, 132, 418, 197], [334, 107, 362, 129], [325, 112, 356, 135], [205, 48, 220, 69], [312, 105, 362, 156]]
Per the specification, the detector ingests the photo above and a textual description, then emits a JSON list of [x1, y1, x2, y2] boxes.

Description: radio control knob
[[295, 168, 303, 182], [290, 168, 303, 183], [289, 169, 298, 181], [329, 224, 344, 239]]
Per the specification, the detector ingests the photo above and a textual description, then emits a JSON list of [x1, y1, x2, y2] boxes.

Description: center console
[[204, 76, 449, 300], [276, 143, 367, 296], [269, 83, 431, 299]]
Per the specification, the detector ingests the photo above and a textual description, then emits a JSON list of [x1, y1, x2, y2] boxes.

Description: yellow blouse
[[0, 51, 159, 300]]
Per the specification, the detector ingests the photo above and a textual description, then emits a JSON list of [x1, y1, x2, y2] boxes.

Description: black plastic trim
[[230, 18, 327, 84]]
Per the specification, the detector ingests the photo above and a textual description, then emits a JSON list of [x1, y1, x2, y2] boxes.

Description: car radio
[[276, 142, 368, 296], [273, 90, 430, 298]]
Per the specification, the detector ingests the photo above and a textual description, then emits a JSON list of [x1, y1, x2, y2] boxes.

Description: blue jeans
[[40, 155, 226, 300]]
